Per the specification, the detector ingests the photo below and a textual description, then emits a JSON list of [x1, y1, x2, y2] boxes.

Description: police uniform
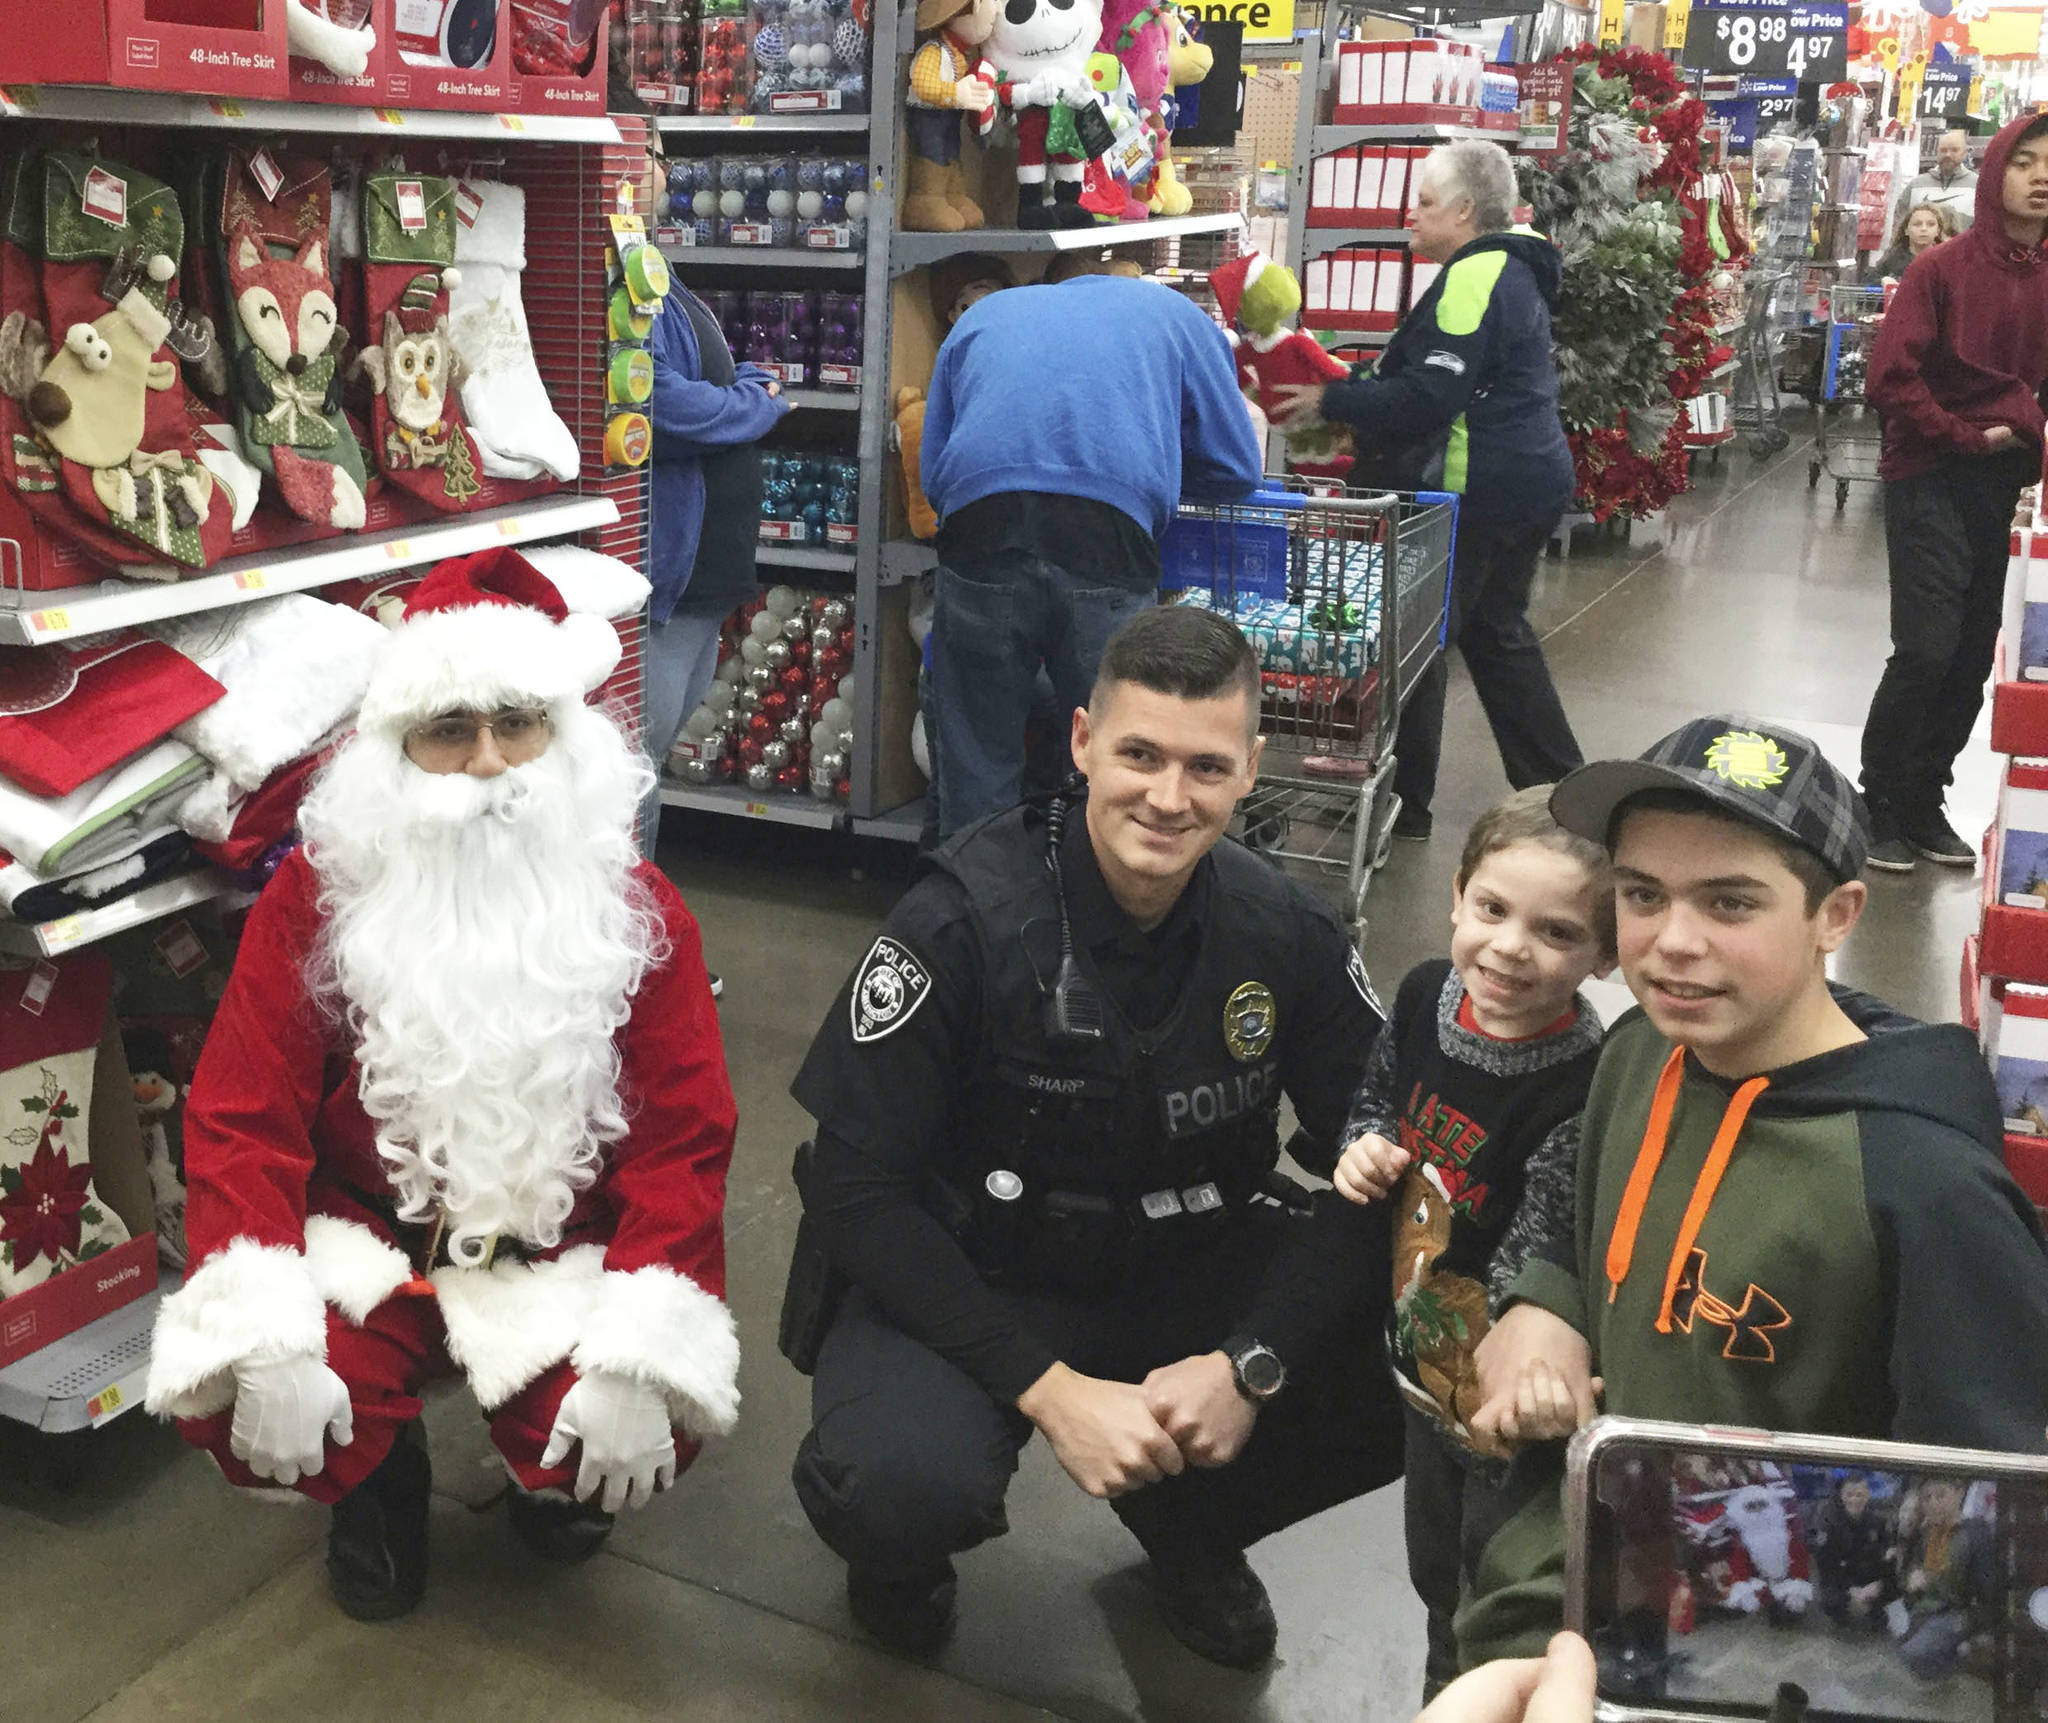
[[787, 796, 1405, 1591]]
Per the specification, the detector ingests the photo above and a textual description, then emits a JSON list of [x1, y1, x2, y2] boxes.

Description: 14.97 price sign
[[1684, 0, 1847, 81]]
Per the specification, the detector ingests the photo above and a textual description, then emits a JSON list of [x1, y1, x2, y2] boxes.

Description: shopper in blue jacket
[[645, 275, 790, 862], [921, 271, 1263, 838], [1276, 139, 1580, 843]]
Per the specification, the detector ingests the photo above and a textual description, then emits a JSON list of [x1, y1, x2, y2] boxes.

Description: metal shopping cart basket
[[1159, 481, 1458, 952], [1808, 282, 1886, 511], [1734, 263, 1800, 457]]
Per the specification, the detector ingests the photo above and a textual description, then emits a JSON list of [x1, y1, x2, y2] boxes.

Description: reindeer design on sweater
[[1392, 1162, 1509, 1457]]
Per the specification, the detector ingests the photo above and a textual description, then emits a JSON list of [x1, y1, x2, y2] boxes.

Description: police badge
[[1223, 980, 1277, 1062]]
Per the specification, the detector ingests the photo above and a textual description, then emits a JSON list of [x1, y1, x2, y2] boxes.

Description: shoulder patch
[[851, 935, 933, 1043], [1348, 946, 1385, 1017], [1423, 349, 1468, 375]]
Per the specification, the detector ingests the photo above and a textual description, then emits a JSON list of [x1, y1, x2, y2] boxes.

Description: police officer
[[786, 606, 1404, 1669]]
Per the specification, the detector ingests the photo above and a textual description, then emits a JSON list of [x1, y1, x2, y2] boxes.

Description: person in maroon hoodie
[[1859, 113, 2048, 872]]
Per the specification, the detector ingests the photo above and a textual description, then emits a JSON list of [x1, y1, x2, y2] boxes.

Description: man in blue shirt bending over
[[921, 271, 1264, 839]]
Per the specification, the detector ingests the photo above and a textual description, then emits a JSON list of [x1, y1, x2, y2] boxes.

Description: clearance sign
[[1186, 0, 1295, 41]]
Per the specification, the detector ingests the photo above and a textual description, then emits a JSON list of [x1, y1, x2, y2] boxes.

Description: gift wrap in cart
[[1159, 482, 1458, 950]]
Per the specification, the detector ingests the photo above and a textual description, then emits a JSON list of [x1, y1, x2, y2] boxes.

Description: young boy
[[1333, 785, 1614, 1695], [1458, 715, 2048, 1671]]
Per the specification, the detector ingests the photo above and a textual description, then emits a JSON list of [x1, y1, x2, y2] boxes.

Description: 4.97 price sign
[[1684, 0, 1847, 82]]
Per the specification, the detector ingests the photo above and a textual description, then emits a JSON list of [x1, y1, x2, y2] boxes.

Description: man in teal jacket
[[1276, 139, 1579, 842]]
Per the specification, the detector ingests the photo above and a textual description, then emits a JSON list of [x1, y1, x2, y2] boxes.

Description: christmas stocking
[[33, 151, 235, 573], [446, 180, 579, 482], [356, 170, 485, 512], [211, 143, 370, 530]]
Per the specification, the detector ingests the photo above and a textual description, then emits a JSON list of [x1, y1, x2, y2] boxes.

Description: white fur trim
[[145, 1237, 326, 1419], [1247, 327, 1291, 353], [356, 602, 621, 736], [453, 181, 527, 273], [1242, 252, 1267, 289], [303, 1215, 414, 1324], [117, 288, 170, 354], [515, 546, 648, 622], [287, 0, 376, 76], [571, 1264, 740, 1440], [432, 1244, 607, 1413]]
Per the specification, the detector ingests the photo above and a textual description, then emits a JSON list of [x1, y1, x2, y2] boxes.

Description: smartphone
[[1565, 1416, 2048, 1723]]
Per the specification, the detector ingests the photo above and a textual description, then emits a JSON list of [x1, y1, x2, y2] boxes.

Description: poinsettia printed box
[[0, 951, 158, 1368]]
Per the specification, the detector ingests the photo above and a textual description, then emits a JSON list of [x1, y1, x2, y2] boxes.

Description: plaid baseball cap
[[1549, 716, 1871, 884]]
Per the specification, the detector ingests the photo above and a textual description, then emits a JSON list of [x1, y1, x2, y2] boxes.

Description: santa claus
[[143, 549, 739, 1622]]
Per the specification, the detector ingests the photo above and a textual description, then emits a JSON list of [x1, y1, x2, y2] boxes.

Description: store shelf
[[891, 211, 1245, 277], [657, 241, 867, 270], [756, 542, 858, 572], [853, 797, 926, 842], [0, 1274, 168, 1434], [0, 871, 242, 960], [1705, 357, 1740, 382], [782, 390, 862, 411], [656, 111, 871, 133], [879, 540, 938, 586], [658, 779, 846, 828], [1303, 226, 1410, 246], [0, 84, 620, 144], [1311, 121, 1500, 152], [0, 493, 620, 647]]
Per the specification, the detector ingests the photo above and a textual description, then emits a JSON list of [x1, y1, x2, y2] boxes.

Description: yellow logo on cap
[[1703, 730, 1789, 791]]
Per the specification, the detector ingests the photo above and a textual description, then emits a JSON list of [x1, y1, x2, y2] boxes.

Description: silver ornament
[[821, 599, 852, 631], [681, 756, 716, 785], [812, 776, 836, 802], [817, 748, 848, 781], [811, 624, 837, 652], [747, 664, 775, 692], [781, 613, 810, 641], [779, 717, 808, 745], [746, 761, 777, 791], [765, 639, 793, 670], [761, 740, 792, 771]]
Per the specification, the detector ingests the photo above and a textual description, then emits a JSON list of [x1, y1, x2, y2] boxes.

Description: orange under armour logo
[[1668, 1248, 1791, 1363]]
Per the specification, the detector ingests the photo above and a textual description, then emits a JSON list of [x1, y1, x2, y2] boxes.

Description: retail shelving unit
[[0, 90, 649, 1432], [654, 0, 1244, 837]]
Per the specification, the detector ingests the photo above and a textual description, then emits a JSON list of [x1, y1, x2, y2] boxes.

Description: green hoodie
[[1454, 987, 2048, 1668]]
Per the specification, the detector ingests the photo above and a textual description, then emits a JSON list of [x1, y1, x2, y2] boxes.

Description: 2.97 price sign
[[1684, 0, 1847, 82]]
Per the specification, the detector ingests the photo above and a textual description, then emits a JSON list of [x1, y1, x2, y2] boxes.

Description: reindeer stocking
[[210, 144, 370, 531], [446, 180, 578, 482], [356, 171, 484, 512], [27, 153, 233, 572]]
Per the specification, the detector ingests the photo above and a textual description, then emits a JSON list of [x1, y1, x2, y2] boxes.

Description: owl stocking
[[356, 170, 484, 512], [447, 180, 578, 483]]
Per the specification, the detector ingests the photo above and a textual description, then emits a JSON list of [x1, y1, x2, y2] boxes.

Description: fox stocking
[[446, 180, 577, 483], [356, 171, 483, 512]]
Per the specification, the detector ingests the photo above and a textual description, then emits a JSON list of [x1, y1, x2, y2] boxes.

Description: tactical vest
[[929, 803, 1307, 1300]]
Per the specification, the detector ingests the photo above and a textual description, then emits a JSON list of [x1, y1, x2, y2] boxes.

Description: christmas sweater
[[1344, 958, 1602, 1450]]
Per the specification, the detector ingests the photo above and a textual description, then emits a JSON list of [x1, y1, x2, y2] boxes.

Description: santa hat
[[354, 548, 623, 737], [1207, 251, 1269, 328]]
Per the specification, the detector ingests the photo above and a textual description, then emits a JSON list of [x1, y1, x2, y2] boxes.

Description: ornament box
[[0, 0, 289, 100], [1304, 247, 1404, 332], [1307, 145, 1424, 230], [1980, 819, 2048, 989], [1331, 39, 1484, 124], [1996, 757, 2048, 911], [1986, 978, 2048, 1137], [2000, 531, 2048, 685]]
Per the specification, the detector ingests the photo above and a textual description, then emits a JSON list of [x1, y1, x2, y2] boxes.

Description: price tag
[[207, 98, 245, 119], [498, 115, 527, 132], [1599, 0, 1626, 45], [81, 166, 128, 228], [1665, 0, 1692, 49], [745, 801, 770, 815], [29, 608, 71, 635], [395, 179, 428, 233], [20, 958, 61, 1014], [249, 147, 285, 202], [154, 918, 208, 978], [496, 516, 525, 537], [374, 107, 407, 125], [384, 539, 414, 561], [732, 114, 757, 127], [86, 1364, 150, 1427], [455, 181, 485, 228], [1685, 0, 1844, 81], [233, 568, 267, 591]]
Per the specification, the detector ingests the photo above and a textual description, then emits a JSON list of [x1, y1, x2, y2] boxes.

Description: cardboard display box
[[0, 0, 289, 101]]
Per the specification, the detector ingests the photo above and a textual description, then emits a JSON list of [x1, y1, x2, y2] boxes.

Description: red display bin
[[289, 0, 398, 105], [513, 2, 608, 114], [0, 1231, 157, 1370], [384, 0, 516, 111], [0, 0, 289, 100]]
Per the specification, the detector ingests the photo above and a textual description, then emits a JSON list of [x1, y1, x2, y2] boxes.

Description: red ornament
[[761, 689, 791, 723], [790, 637, 813, 667], [746, 711, 774, 742], [738, 736, 766, 769], [776, 765, 806, 792], [817, 649, 849, 682], [812, 676, 839, 706], [834, 776, 851, 804], [778, 665, 808, 696]]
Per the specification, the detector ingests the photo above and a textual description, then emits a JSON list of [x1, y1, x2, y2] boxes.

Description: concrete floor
[[2, 429, 1992, 1722]]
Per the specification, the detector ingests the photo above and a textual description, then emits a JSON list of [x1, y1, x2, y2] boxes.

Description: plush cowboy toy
[[145, 549, 739, 1622], [1209, 250, 1353, 478], [902, 0, 998, 233]]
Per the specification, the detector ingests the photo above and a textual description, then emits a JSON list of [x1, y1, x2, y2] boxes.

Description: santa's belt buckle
[[1182, 1182, 1223, 1214]]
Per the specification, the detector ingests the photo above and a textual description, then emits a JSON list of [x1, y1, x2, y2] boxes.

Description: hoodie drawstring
[[1604, 1046, 1771, 1332]]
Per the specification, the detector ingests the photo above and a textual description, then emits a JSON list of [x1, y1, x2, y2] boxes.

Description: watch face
[[1238, 1348, 1283, 1397]]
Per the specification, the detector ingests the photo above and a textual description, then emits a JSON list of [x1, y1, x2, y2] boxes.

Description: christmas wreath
[[1519, 46, 1730, 521]]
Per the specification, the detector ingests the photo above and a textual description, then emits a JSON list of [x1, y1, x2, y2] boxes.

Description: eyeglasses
[[404, 706, 553, 766]]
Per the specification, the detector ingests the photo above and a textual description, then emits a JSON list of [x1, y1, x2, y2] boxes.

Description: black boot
[[327, 1423, 430, 1621], [1148, 1546, 1278, 1669], [507, 1486, 616, 1563], [847, 1562, 958, 1658], [1047, 178, 1097, 229], [1016, 178, 1060, 231]]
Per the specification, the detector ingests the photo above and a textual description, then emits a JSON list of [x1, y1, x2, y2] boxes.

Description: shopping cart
[[1808, 282, 1886, 511], [1158, 481, 1458, 950], [1733, 264, 1800, 458]]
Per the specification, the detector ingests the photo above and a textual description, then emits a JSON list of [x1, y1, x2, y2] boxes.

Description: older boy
[[1454, 715, 2048, 1669]]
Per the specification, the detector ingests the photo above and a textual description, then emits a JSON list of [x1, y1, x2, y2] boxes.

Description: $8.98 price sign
[[1685, 0, 1846, 81]]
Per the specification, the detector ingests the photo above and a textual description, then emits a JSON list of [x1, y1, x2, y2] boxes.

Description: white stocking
[[448, 182, 580, 483]]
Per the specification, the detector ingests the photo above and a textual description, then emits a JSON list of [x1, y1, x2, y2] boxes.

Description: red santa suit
[[144, 555, 739, 1506]]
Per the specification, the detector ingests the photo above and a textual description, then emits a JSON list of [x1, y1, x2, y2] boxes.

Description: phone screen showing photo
[[1585, 1444, 2048, 1723]]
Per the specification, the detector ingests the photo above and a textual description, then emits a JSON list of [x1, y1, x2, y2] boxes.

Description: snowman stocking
[[447, 180, 579, 482], [32, 152, 234, 572], [356, 170, 485, 512], [211, 143, 370, 530]]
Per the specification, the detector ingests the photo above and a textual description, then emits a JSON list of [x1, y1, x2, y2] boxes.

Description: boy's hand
[[1470, 1304, 1600, 1447], [1982, 425, 2019, 453], [1333, 1131, 1410, 1204], [1482, 1360, 1605, 1445]]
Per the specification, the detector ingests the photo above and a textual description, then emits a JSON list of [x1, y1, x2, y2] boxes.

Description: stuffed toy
[[287, 0, 378, 76], [977, 0, 1108, 230], [902, 0, 998, 233], [1079, 52, 1154, 220], [1210, 250, 1352, 478], [354, 170, 485, 511], [892, 385, 938, 540], [1142, 7, 1212, 215]]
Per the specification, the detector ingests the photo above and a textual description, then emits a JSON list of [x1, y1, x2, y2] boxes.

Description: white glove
[[540, 1371, 676, 1514], [228, 1353, 354, 1486]]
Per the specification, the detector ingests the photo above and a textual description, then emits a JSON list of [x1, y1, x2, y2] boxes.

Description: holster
[[776, 1140, 847, 1377]]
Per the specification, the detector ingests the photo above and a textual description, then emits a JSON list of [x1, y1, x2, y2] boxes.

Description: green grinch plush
[[1212, 251, 1352, 478]]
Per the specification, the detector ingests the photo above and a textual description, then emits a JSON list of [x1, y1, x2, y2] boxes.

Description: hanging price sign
[[1684, 0, 1846, 82]]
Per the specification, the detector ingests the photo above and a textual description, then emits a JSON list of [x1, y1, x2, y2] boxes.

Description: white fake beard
[[299, 702, 663, 1266]]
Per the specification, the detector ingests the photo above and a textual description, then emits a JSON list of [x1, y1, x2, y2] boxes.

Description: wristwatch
[[1227, 1340, 1286, 1404]]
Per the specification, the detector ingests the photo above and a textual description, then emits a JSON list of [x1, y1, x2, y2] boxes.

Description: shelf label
[[496, 516, 525, 537], [498, 114, 527, 132], [233, 568, 267, 591], [87, 1364, 150, 1427], [759, 520, 804, 542], [207, 98, 245, 119], [374, 107, 407, 126], [384, 539, 415, 561], [29, 608, 71, 635], [732, 115, 757, 128], [745, 801, 770, 815]]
